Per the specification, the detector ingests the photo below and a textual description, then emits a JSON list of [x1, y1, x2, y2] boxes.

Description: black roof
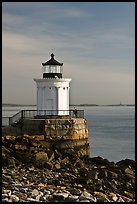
[[42, 53, 63, 66]]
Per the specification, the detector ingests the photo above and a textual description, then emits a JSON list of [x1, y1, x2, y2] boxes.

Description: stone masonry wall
[[2, 118, 90, 157]]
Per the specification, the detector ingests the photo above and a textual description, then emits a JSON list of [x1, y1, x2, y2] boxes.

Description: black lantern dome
[[42, 53, 63, 78]]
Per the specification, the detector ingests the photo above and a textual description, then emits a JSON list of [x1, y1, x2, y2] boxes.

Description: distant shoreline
[[2, 103, 135, 107], [2, 104, 36, 107], [76, 104, 135, 107]]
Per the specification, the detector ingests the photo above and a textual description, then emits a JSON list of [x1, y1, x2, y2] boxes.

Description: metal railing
[[9, 111, 23, 126], [8, 109, 84, 126]]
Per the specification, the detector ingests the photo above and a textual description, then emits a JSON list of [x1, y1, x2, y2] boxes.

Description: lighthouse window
[[45, 66, 50, 73], [49, 87, 51, 89], [52, 66, 56, 73], [63, 87, 65, 90], [57, 66, 61, 73], [57, 66, 59, 73]]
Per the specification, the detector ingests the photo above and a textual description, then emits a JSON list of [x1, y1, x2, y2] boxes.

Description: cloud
[[98, 28, 135, 49], [2, 31, 36, 53], [65, 7, 92, 18], [2, 12, 24, 27]]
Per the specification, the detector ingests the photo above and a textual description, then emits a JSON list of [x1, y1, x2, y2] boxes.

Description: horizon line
[[2, 103, 135, 106]]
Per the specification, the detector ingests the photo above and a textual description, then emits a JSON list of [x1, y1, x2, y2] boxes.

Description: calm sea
[[2, 105, 135, 162]]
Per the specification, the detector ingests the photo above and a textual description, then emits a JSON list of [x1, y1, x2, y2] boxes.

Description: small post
[[21, 110, 23, 120], [9, 117, 11, 126], [73, 107, 78, 118]]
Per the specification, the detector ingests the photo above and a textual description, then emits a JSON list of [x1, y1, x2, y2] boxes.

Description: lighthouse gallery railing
[[9, 109, 84, 126]]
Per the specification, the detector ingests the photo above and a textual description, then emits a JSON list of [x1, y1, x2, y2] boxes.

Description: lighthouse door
[[46, 99, 54, 115]]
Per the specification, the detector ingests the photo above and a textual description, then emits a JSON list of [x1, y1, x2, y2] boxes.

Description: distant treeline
[[71, 104, 135, 107], [3, 103, 135, 107], [2, 104, 36, 106], [70, 104, 99, 106]]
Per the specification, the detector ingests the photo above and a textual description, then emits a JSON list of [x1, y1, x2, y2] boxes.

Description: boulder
[[36, 152, 48, 161]]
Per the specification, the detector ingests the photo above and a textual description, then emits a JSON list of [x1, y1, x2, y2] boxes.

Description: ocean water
[[2, 105, 135, 162], [83, 106, 135, 162]]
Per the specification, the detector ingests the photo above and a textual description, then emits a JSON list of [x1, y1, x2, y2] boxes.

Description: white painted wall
[[58, 87, 69, 115], [34, 78, 71, 115]]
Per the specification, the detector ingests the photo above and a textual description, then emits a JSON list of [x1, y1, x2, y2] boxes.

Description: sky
[[2, 2, 135, 105]]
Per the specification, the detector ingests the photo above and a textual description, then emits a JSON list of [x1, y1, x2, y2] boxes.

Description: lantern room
[[42, 53, 63, 79]]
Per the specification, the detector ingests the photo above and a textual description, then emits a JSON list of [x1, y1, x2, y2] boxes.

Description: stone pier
[[2, 118, 90, 157]]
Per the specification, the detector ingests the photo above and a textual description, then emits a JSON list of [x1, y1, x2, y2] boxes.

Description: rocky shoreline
[[2, 136, 135, 202]]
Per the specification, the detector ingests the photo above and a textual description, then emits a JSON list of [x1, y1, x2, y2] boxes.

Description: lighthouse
[[7, 53, 89, 158], [34, 53, 72, 116]]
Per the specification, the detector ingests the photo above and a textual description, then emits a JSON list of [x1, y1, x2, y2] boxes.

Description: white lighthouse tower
[[34, 53, 72, 116]]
